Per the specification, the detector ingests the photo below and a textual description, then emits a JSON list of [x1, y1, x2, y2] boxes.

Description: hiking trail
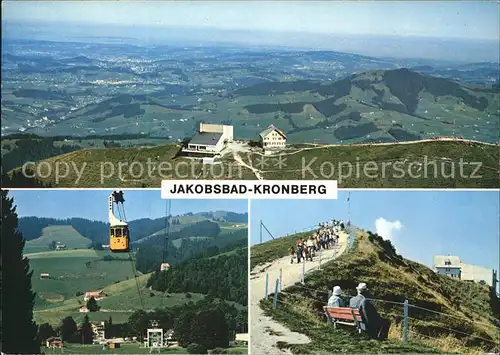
[[250, 231, 349, 354]]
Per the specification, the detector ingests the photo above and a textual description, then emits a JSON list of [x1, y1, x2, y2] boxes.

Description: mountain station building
[[433, 255, 498, 290], [183, 123, 233, 157]]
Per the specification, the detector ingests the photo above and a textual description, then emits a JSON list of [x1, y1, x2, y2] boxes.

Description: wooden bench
[[323, 306, 365, 334]]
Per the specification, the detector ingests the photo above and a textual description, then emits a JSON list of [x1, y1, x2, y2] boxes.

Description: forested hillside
[[147, 248, 248, 305], [135, 229, 247, 273], [18, 213, 247, 244]]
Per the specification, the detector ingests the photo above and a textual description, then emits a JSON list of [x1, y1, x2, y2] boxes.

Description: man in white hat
[[349, 282, 391, 340], [327, 286, 345, 307], [349, 282, 368, 309]]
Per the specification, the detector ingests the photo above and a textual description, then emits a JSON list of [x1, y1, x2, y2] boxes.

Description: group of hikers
[[327, 282, 391, 340], [289, 219, 345, 264]]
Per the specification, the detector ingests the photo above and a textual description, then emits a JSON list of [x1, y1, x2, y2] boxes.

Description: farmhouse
[[46, 337, 63, 348], [259, 124, 286, 150], [182, 123, 233, 156], [40, 273, 50, 279], [55, 244, 66, 251], [434, 255, 498, 290], [84, 290, 106, 301], [160, 262, 170, 272], [79, 305, 89, 312]]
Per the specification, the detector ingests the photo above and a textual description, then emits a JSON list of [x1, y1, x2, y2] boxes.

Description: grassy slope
[[257, 230, 500, 354], [9, 141, 499, 187], [138, 217, 247, 249], [29, 249, 135, 309], [25, 225, 92, 254], [8, 144, 255, 187], [133, 215, 210, 244], [250, 141, 499, 188], [33, 271, 205, 326], [250, 230, 314, 269]]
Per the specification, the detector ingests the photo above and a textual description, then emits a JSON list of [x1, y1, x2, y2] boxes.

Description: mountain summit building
[[183, 123, 233, 157], [259, 124, 287, 151], [433, 255, 498, 290]]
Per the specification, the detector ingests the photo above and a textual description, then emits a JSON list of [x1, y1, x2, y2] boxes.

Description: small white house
[[433, 255, 461, 279], [433, 255, 498, 290], [259, 125, 286, 150]]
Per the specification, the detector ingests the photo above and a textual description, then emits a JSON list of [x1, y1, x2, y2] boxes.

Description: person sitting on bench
[[328, 286, 345, 307], [349, 283, 391, 340]]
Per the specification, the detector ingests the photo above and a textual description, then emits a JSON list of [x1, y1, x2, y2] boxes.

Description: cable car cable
[[159, 199, 171, 308], [129, 248, 145, 310], [109, 191, 144, 310]]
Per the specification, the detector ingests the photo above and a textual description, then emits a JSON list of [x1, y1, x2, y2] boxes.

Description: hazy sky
[[3, 1, 499, 40], [250, 190, 499, 273], [8, 190, 248, 222]]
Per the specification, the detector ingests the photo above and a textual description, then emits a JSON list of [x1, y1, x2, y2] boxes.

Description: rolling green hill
[[235, 69, 499, 144], [28, 249, 135, 309], [133, 214, 212, 244], [259, 229, 500, 354], [26, 212, 248, 321], [33, 272, 206, 326], [5, 139, 499, 188], [25, 225, 92, 254], [5, 69, 496, 145], [18, 212, 247, 246]]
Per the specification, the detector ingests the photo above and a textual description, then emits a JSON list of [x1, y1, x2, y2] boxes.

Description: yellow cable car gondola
[[109, 190, 129, 253]]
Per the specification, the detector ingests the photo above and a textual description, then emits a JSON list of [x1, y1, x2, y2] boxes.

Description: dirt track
[[250, 231, 349, 354]]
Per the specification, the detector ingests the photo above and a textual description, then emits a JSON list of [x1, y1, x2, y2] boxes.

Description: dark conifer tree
[[1, 190, 41, 353], [86, 296, 100, 312], [60, 316, 78, 342], [80, 315, 94, 344]]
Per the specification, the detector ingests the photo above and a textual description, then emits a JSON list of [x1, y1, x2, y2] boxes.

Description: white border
[[3, 187, 498, 191], [247, 198, 252, 352]]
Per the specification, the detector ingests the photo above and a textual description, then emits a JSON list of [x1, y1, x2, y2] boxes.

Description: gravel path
[[250, 231, 349, 354]]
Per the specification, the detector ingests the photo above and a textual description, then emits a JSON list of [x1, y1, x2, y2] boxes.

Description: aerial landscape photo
[[249, 192, 499, 354], [2, 190, 248, 354], [1, 1, 499, 187]]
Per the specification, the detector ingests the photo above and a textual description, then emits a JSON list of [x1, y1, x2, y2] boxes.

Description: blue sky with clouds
[[250, 190, 499, 272]]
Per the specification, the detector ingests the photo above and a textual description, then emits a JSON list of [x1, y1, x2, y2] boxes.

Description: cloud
[[375, 217, 403, 241]]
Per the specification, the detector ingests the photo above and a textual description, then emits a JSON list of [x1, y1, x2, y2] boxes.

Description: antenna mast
[[348, 192, 351, 225]]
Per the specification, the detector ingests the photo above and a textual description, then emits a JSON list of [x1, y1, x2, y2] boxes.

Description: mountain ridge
[[256, 228, 500, 354]]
